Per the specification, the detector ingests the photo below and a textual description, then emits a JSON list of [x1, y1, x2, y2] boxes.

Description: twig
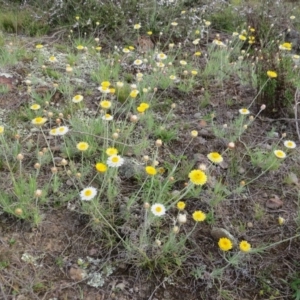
[[294, 88, 300, 141]]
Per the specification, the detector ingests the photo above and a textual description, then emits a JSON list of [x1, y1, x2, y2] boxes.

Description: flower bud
[[15, 208, 23, 215], [130, 115, 138, 122], [34, 163, 41, 169], [191, 130, 198, 137], [51, 167, 58, 174], [17, 153, 24, 161], [155, 239, 162, 246], [144, 202, 150, 209], [228, 142, 235, 149], [155, 139, 163, 147], [178, 213, 187, 224], [61, 159, 68, 166], [112, 132, 119, 139], [173, 226, 180, 234], [35, 189, 42, 197]]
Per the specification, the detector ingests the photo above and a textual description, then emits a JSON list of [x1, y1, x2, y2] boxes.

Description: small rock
[[266, 195, 283, 209], [210, 227, 238, 246], [194, 112, 202, 119], [69, 267, 87, 281], [247, 222, 253, 228], [238, 167, 245, 174]]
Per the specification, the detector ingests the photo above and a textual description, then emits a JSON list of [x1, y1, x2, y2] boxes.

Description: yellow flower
[[49, 56, 57, 62], [123, 48, 130, 53], [205, 21, 211, 26], [95, 162, 107, 173], [192, 210, 206, 222], [171, 22, 178, 26], [177, 201, 186, 210], [180, 60, 187, 66], [137, 102, 149, 113], [191, 70, 198, 75], [101, 81, 110, 88], [128, 46, 135, 51], [100, 100, 112, 109], [137, 106, 146, 113], [130, 90, 139, 98], [35, 44, 43, 49], [0, 126, 4, 134], [77, 142, 89, 151], [30, 104, 41, 110], [32, 117, 47, 126], [284, 140, 296, 149], [267, 70, 277, 78], [279, 42, 292, 51], [76, 45, 84, 50], [145, 166, 157, 176], [194, 52, 201, 56], [72, 95, 83, 103], [207, 152, 223, 164], [66, 65, 73, 72], [109, 88, 116, 94], [274, 150, 286, 158], [188, 170, 207, 185], [96, 46, 102, 51], [278, 216, 285, 225], [239, 240, 251, 252], [106, 147, 118, 156], [191, 130, 198, 137], [134, 24, 141, 29], [147, 31, 153, 35], [134, 59, 143, 66], [218, 237, 233, 251], [239, 35, 247, 41]]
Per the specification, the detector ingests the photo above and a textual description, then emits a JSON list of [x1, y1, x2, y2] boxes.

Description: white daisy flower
[[57, 126, 69, 136], [283, 140, 296, 149], [102, 114, 113, 121], [80, 187, 97, 201], [151, 203, 166, 216], [134, 59, 143, 66], [72, 95, 83, 103], [107, 155, 124, 167], [49, 128, 58, 136], [97, 86, 110, 93]]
